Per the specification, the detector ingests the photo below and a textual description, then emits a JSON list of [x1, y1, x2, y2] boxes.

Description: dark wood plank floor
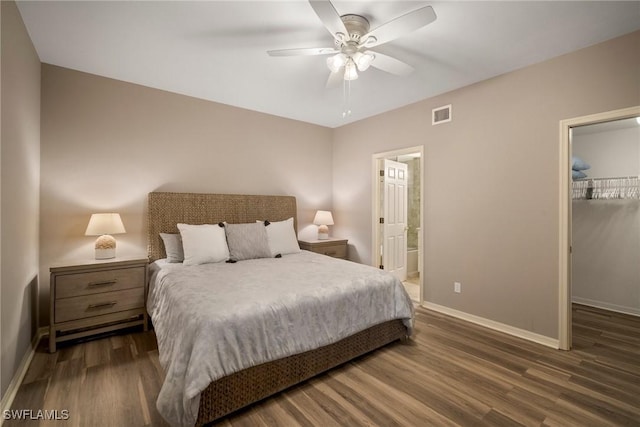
[[6, 304, 640, 426]]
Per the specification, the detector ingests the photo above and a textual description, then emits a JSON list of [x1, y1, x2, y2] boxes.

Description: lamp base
[[95, 235, 116, 259], [317, 225, 329, 240], [95, 248, 116, 259]]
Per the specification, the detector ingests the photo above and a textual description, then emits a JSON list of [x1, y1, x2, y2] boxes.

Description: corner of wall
[[1, 0, 42, 402]]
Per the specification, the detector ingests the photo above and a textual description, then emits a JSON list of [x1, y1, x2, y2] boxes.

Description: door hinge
[[380, 170, 384, 177], [379, 218, 384, 224]]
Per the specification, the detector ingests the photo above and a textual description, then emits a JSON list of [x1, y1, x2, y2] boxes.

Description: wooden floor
[[7, 304, 639, 426]]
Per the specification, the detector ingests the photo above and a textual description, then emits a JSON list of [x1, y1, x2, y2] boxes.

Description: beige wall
[[39, 65, 333, 325], [1, 0, 41, 397], [332, 31, 640, 339]]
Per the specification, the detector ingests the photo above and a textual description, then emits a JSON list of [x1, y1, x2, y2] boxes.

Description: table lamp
[[85, 213, 126, 259], [313, 210, 334, 240]]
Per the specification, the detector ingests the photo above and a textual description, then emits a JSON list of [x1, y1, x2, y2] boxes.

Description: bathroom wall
[[399, 156, 421, 278], [400, 157, 421, 250]]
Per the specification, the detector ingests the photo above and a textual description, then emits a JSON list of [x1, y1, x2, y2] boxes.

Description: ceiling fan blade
[[309, 0, 348, 40], [362, 6, 436, 48], [267, 47, 338, 57], [326, 69, 343, 88], [370, 52, 414, 76]]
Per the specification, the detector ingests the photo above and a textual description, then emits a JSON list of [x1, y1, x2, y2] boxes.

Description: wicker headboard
[[147, 192, 298, 261]]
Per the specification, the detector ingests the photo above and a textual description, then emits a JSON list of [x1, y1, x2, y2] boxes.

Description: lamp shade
[[326, 53, 347, 73], [313, 210, 334, 226], [353, 51, 374, 71], [344, 60, 358, 81], [85, 213, 126, 236]]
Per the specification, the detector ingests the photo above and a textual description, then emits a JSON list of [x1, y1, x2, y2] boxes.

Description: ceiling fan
[[267, 0, 437, 87]]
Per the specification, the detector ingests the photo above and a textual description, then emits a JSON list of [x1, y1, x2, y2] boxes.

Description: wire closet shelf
[[572, 176, 640, 200]]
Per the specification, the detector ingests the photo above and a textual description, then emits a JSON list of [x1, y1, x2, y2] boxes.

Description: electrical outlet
[[454, 282, 461, 293]]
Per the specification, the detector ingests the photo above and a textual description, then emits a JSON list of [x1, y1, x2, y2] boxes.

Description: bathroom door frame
[[558, 105, 640, 350], [372, 145, 424, 303]]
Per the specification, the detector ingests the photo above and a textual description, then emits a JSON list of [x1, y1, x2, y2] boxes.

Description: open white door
[[382, 159, 408, 281]]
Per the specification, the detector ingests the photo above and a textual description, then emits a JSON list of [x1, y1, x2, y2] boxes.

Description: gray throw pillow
[[225, 222, 271, 261], [160, 233, 184, 263]]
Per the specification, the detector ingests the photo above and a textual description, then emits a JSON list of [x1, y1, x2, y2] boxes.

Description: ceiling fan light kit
[[352, 51, 374, 72], [326, 53, 347, 72], [344, 59, 358, 80], [268, 0, 437, 115], [325, 49, 373, 80]]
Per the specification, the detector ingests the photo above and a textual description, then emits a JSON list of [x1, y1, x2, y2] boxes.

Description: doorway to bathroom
[[372, 146, 424, 304]]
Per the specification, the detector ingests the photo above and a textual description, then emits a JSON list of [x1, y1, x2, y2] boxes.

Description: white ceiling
[[16, 1, 640, 128]]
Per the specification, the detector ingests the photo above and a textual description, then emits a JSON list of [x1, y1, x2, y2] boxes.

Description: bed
[[146, 192, 414, 426]]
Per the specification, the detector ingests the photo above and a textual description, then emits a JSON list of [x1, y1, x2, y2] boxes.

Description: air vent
[[432, 104, 452, 125]]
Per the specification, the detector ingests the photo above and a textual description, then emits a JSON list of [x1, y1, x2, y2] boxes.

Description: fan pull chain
[[342, 77, 352, 118]]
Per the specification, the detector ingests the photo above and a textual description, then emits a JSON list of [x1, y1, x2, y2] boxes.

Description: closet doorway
[[559, 106, 640, 350], [372, 146, 424, 304]]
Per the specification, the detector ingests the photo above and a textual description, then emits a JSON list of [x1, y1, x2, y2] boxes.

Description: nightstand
[[298, 238, 348, 259], [49, 257, 148, 352]]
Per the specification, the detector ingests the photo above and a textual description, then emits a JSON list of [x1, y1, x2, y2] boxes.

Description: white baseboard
[[572, 297, 640, 317], [0, 327, 47, 427], [421, 301, 560, 349]]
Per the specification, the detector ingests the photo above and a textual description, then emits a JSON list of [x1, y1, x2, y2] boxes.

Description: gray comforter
[[147, 250, 414, 426]]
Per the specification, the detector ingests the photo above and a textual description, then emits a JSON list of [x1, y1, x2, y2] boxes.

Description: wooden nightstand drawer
[[308, 243, 346, 258], [55, 287, 145, 323], [298, 238, 348, 259], [49, 257, 149, 352], [56, 266, 145, 299]]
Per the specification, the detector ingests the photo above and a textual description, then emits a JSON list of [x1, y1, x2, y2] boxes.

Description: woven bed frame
[[146, 192, 409, 426]]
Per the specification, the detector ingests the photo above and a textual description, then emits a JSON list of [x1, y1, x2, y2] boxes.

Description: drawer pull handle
[[87, 280, 117, 287], [87, 301, 117, 310]]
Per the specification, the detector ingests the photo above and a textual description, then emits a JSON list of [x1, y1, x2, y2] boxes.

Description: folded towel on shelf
[[572, 156, 591, 171], [572, 170, 587, 179]]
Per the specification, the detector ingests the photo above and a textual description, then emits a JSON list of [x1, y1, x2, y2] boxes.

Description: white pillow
[[258, 218, 300, 256], [177, 223, 229, 265]]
